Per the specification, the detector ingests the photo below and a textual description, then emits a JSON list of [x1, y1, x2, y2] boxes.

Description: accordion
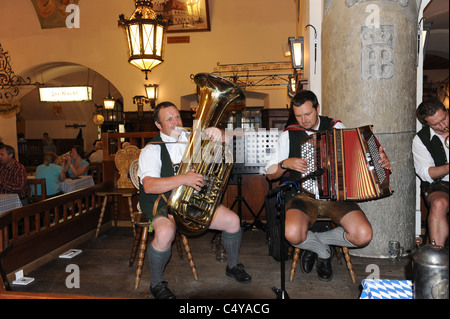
[[299, 125, 392, 201]]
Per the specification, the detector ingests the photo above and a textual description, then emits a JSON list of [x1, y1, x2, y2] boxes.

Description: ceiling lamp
[[118, 0, 166, 80], [103, 81, 115, 109], [288, 36, 304, 69]]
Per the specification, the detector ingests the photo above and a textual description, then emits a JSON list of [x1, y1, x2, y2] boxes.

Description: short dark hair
[[291, 90, 319, 110], [1, 144, 15, 158], [285, 90, 320, 128], [153, 101, 177, 125], [416, 98, 447, 125]]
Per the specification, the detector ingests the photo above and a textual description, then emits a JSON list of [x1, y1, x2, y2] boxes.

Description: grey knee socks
[[148, 243, 171, 288], [315, 226, 357, 248], [293, 230, 331, 259], [221, 230, 242, 269]]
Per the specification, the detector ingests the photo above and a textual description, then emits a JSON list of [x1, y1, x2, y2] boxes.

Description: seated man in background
[[412, 98, 449, 248], [89, 140, 103, 163], [0, 144, 27, 205], [35, 152, 66, 198]]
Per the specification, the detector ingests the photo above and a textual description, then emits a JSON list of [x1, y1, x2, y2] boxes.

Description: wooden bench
[[0, 181, 113, 295]]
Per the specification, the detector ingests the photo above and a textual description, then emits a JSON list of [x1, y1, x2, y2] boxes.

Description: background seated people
[[412, 98, 449, 248], [35, 152, 65, 197], [89, 141, 103, 163], [62, 145, 89, 178], [42, 132, 56, 154], [0, 144, 27, 205]]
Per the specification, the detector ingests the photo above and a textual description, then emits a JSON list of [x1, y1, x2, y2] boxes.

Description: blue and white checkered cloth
[[360, 279, 413, 299]]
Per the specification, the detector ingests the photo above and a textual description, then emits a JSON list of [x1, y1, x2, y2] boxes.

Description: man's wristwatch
[[280, 161, 287, 170]]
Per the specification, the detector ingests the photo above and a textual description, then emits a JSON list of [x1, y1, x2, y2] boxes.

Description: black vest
[[284, 116, 335, 182], [139, 133, 179, 218], [417, 126, 448, 188]]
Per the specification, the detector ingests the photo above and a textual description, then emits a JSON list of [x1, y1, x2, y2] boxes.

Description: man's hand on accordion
[[378, 146, 393, 174], [283, 157, 310, 174]]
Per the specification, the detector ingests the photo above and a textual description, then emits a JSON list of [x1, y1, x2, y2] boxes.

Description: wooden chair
[[289, 218, 356, 283], [26, 178, 47, 202], [88, 162, 103, 184], [128, 159, 197, 289]]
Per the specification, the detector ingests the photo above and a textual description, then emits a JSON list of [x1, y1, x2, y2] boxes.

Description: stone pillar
[[322, 0, 421, 257]]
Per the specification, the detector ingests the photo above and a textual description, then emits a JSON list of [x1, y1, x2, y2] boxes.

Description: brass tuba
[[167, 73, 245, 236]]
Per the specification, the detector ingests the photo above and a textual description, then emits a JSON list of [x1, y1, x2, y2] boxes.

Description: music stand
[[229, 164, 265, 231], [229, 129, 279, 231], [266, 182, 293, 299], [268, 171, 323, 299]]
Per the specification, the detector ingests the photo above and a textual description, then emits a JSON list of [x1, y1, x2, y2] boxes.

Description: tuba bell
[[167, 73, 245, 236]]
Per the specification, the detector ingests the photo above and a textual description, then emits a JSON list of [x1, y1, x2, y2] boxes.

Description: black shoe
[[300, 250, 317, 274], [226, 263, 252, 284], [316, 257, 333, 282], [150, 281, 176, 299]]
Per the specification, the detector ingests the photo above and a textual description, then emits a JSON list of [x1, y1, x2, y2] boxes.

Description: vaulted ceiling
[[16, 0, 449, 122]]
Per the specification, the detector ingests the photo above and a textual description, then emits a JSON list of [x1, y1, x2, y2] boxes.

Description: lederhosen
[[283, 116, 362, 226], [417, 126, 449, 199], [139, 133, 180, 221]]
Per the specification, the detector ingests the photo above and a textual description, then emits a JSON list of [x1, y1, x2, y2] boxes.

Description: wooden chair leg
[[129, 226, 142, 267], [95, 196, 108, 237], [289, 247, 301, 282], [335, 246, 342, 264], [175, 234, 184, 260], [134, 225, 149, 289], [342, 247, 356, 283], [181, 234, 198, 280]]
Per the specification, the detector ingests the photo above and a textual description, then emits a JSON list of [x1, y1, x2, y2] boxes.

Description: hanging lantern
[[118, 0, 166, 80]]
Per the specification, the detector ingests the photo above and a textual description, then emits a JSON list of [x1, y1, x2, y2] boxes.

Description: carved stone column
[[322, 0, 421, 257]]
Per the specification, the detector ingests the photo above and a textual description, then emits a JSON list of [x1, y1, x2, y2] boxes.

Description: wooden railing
[[0, 181, 113, 296]]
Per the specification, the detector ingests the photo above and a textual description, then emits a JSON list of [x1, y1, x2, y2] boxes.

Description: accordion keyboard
[[300, 140, 317, 194]]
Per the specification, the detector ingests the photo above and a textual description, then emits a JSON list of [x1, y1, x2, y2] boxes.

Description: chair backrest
[[115, 145, 140, 188], [89, 162, 103, 184], [129, 159, 140, 190], [27, 178, 47, 202]]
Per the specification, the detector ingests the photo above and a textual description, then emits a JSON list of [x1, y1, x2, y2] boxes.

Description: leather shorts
[[285, 193, 362, 227]]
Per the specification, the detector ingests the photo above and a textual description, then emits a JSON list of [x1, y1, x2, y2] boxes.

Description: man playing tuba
[[413, 98, 449, 248], [138, 101, 251, 299]]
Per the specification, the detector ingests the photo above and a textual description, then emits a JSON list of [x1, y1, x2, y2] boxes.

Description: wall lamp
[[418, 18, 432, 62], [288, 36, 304, 70], [144, 83, 158, 108]]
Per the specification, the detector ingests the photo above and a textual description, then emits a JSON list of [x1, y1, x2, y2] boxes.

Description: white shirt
[[412, 127, 449, 183], [138, 131, 189, 180], [264, 118, 345, 174]]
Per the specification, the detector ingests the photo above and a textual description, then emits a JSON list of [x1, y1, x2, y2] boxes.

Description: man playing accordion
[[266, 90, 393, 281]]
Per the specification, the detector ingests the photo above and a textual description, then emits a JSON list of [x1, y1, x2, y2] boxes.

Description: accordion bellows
[[300, 125, 392, 201]]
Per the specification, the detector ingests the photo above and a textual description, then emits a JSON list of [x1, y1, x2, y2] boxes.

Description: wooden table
[[95, 187, 138, 237], [59, 176, 95, 193]]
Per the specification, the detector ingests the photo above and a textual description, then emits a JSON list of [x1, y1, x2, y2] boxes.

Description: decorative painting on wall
[[30, 0, 80, 29], [153, 0, 211, 33]]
